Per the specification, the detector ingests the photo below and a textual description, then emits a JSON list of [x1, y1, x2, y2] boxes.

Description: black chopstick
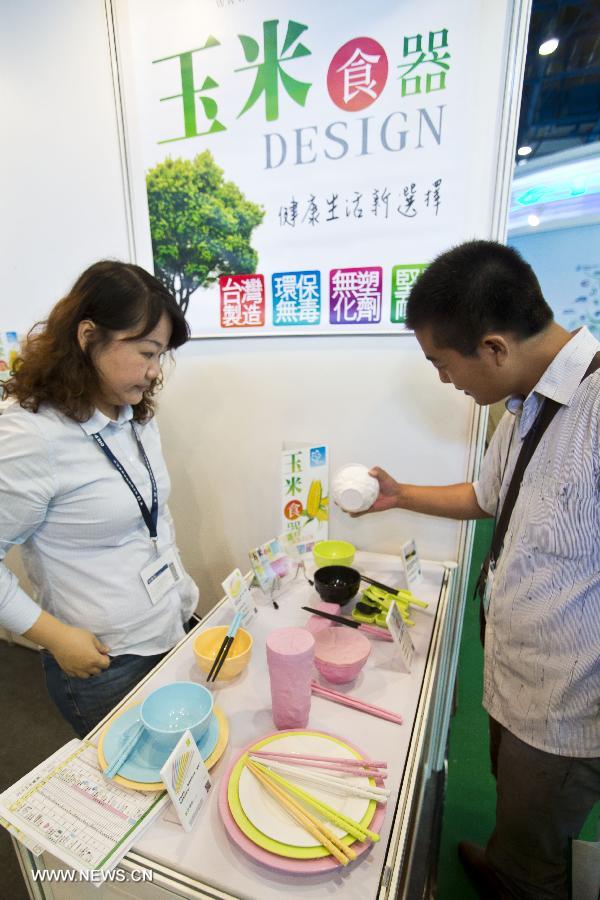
[[207, 611, 244, 682], [206, 636, 230, 681], [209, 636, 235, 682], [301, 606, 362, 628], [358, 573, 401, 594]]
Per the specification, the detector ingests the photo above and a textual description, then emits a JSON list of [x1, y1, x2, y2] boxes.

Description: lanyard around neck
[[91, 423, 158, 543]]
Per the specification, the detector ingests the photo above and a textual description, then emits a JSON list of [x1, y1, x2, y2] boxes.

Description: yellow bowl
[[313, 540, 356, 570], [193, 626, 253, 681]]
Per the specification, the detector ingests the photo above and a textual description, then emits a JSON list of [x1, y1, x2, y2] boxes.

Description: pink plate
[[218, 729, 386, 874]]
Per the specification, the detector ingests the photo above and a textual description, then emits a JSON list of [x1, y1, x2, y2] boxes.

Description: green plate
[[227, 730, 377, 859]]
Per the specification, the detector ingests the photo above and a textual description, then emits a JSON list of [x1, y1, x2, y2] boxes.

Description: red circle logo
[[284, 500, 303, 521], [327, 37, 388, 111]]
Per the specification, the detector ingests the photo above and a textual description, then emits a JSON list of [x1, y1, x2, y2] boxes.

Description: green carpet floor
[[436, 519, 600, 899]]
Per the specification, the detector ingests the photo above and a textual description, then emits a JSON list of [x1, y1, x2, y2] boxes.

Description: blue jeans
[[41, 650, 166, 738]]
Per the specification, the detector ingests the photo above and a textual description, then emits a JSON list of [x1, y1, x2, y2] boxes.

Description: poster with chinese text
[[115, 0, 514, 336]]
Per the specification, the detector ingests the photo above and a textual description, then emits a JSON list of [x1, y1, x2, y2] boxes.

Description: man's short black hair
[[406, 240, 553, 355]]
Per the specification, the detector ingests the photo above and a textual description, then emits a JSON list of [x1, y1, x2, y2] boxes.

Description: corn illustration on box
[[0, 331, 19, 382], [281, 443, 329, 542]]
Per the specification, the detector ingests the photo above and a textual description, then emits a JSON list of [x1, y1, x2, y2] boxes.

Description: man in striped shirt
[[364, 241, 600, 899]]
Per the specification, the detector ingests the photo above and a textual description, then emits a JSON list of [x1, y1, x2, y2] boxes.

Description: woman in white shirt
[[0, 260, 199, 737]]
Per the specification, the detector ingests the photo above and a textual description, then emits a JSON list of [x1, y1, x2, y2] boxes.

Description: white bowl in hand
[[331, 464, 380, 513]]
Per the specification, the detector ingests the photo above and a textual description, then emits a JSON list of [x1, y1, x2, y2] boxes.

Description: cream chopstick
[[249, 759, 379, 843], [248, 757, 389, 802]]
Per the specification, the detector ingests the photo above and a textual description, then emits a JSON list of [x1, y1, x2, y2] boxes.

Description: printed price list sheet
[[0, 740, 168, 873]]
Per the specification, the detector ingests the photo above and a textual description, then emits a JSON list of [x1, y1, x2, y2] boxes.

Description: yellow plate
[[227, 730, 376, 858], [97, 705, 229, 791]]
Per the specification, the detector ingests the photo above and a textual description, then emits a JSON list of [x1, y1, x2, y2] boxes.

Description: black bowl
[[313, 566, 360, 605]]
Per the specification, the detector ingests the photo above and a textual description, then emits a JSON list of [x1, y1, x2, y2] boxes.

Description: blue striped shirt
[[0, 403, 198, 656], [474, 327, 600, 756]]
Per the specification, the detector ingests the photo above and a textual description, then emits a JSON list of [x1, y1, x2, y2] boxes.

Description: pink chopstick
[[311, 682, 403, 725], [250, 750, 387, 768], [249, 750, 387, 776], [359, 624, 394, 641]]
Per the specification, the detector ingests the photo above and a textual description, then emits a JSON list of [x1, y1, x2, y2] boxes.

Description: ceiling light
[[517, 145, 533, 157], [527, 214, 540, 227], [539, 38, 559, 56]]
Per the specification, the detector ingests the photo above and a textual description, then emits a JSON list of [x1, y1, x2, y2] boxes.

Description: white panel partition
[[0, 0, 131, 331], [157, 334, 477, 610]]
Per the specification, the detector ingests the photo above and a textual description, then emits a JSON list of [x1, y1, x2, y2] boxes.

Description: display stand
[[11, 552, 463, 899]]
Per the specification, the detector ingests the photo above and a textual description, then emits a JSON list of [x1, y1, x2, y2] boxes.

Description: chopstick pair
[[206, 611, 243, 682], [301, 606, 393, 641], [246, 760, 356, 866], [104, 720, 144, 778], [311, 681, 403, 725], [247, 758, 380, 845], [248, 756, 389, 802], [249, 749, 387, 777]]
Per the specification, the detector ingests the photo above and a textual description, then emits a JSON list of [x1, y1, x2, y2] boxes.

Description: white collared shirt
[[474, 327, 600, 756], [0, 403, 198, 655]]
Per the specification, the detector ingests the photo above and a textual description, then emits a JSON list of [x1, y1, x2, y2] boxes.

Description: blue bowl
[[140, 681, 214, 752]]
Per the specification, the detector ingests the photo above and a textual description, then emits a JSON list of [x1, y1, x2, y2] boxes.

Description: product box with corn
[[281, 443, 329, 542]]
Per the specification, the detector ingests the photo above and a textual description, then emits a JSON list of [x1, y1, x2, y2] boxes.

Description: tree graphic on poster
[[146, 152, 265, 313]]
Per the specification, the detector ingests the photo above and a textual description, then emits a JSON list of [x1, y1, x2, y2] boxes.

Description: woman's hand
[[350, 466, 401, 516], [50, 626, 111, 678], [24, 611, 110, 677]]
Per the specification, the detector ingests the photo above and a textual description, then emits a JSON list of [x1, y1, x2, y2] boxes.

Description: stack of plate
[[98, 704, 229, 791], [219, 729, 385, 873]]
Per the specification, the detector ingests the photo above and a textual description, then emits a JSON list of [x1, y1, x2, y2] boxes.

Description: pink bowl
[[313, 626, 371, 684]]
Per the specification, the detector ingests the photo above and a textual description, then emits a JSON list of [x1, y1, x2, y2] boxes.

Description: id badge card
[[141, 547, 184, 605], [483, 561, 495, 618]]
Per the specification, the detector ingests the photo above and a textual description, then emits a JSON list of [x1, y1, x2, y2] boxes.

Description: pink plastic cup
[[266, 627, 315, 729]]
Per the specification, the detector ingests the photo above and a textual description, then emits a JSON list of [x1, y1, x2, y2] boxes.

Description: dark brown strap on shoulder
[[489, 349, 600, 566]]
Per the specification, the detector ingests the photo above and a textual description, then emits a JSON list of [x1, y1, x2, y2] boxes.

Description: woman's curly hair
[[2, 260, 189, 422]]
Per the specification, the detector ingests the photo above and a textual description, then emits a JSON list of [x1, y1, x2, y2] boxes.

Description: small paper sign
[[386, 602, 415, 673], [400, 538, 422, 591], [160, 731, 212, 833], [222, 568, 257, 625], [248, 538, 293, 593]]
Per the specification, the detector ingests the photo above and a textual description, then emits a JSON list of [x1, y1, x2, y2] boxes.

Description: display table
[[12, 552, 464, 899]]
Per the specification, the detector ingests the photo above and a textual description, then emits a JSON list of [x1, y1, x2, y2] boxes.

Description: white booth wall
[[1, 0, 498, 614], [159, 337, 478, 609]]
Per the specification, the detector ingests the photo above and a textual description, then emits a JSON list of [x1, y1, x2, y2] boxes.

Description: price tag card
[[386, 602, 415, 673], [400, 538, 422, 591], [222, 568, 258, 625], [160, 731, 212, 833]]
